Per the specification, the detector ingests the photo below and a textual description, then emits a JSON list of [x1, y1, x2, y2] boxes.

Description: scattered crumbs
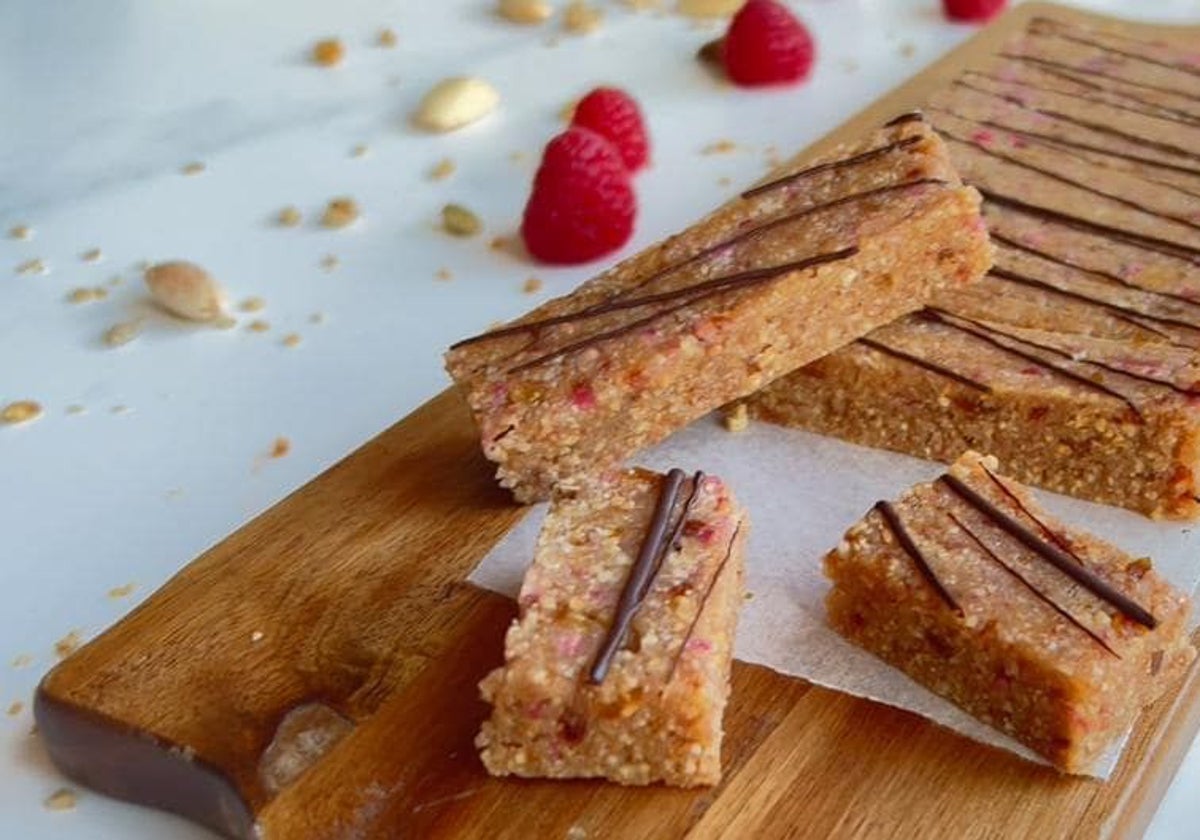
[[350, 143, 370, 159], [66, 286, 108, 304], [6, 701, 23, 717], [247, 319, 271, 333], [441, 203, 483, 237], [312, 38, 345, 67], [239, 296, 266, 313], [278, 205, 303, 227], [377, 27, 398, 48], [723, 402, 749, 433], [54, 630, 83, 659], [181, 161, 207, 176], [65, 404, 86, 416], [10, 654, 32, 668], [80, 247, 103, 263], [563, 1, 603, 34], [15, 258, 47, 276], [435, 267, 453, 282], [8, 224, 31, 240], [282, 333, 302, 348], [110, 404, 130, 415], [429, 158, 457, 181], [270, 436, 291, 458], [522, 277, 543, 294], [251, 630, 265, 643], [840, 57, 860, 74], [321, 197, 360, 229], [559, 97, 580, 124], [107, 583, 136, 599], [2, 401, 42, 425], [103, 320, 141, 348], [309, 311, 326, 325], [44, 789, 78, 812], [702, 139, 738, 155], [900, 41, 916, 59], [319, 254, 341, 272], [214, 314, 238, 330], [565, 826, 588, 840]]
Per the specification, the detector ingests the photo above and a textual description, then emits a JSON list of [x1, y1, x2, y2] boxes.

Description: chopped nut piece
[[247, 319, 271, 333], [239, 296, 266, 313], [723, 402, 749, 432], [65, 405, 86, 415], [350, 143, 370, 158], [145, 261, 225, 321], [108, 583, 136, 599], [1, 401, 42, 425], [563, 1, 603, 33], [435, 268, 453, 282], [270, 436, 291, 458], [413, 77, 500, 132], [282, 333, 302, 348], [697, 37, 724, 67], [319, 254, 340, 272], [251, 630, 265, 643], [54, 631, 82, 659], [678, 0, 743, 17], [321, 197, 360, 229], [11, 655, 32, 668], [66, 287, 107, 304], [181, 161, 206, 176], [8, 224, 31, 240], [278, 206, 303, 227], [702, 139, 738, 155], [522, 277, 543, 294], [441, 203, 483, 237], [110, 405, 130, 415], [312, 38, 345, 66], [44, 789, 77, 811], [489, 235, 511, 252], [498, 0, 553, 25], [15, 258, 47, 276], [6, 701, 23, 717], [509, 151, 527, 164], [377, 27, 398, 48], [80, 247, 102, 263], [429, 158, 457, 181]]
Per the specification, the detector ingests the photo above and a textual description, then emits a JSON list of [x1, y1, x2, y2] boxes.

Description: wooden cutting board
[[35, 4, 1200, 839]]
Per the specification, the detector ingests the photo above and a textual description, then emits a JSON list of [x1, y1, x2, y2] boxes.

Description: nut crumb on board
[[65, 404, 86, 415], [66, 286, 108, 304], [319, 254, 341, 272], [312, 38, 345, 66], [413, 77, 500, 133], [108, 583, 136, 599], [499, 0, 553, 25], [723, 402, 749, 432], [2, 401, 43, 425], [563, 1, 603, 34], [44, 789, 77, 812], [54, 631, 83, 659], [270, 437, 291, 458], [429, 158, 457, 181], [278, 206, 303, 227], [350, 143, 370, 158], [11, 654, 32, 668], [239, 296, 266, 313], [717, 176, 732, 187], [442, 203, 483, 237], [110, 404, 130, 415], [181, 161, 206, 176], [435, 267, 453, 282], [321, 197, 360, 229], [6, 701, 23, 717], [377, 28, 398, 48], [522, 277, 543, 294], [247, 319, 271, 333], [103, 320, 141, 348], [80, 247, 102, 263], [15, 258, 47, 276], [702, 139, 738, 155], [8, 224, 31, 240], [145, 261, 226, 321], [282, 333, 302, 348], [678, 0, 742, 17], [251, 630, 265, 643]]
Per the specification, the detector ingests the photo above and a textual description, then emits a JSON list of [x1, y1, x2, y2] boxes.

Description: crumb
[[377, 27, 398, 48], [312, 38, 345, 67], [565, 826, 588, 840], [429, 158, 457, 181], [900, 41, 916, 58], [717, 176, 732, 186], [319, 254, 340, 272], [103, 321, 141, 348], [15, 258, 47, 276], [6, 701, 23, 717], [11, 655, 32, 668], [44, 789, 77, 812], [563, 1, 603, 34], [2, 401, 42, 425], [697, 38, 724, 68], [214, 314, 238, 330], [239, 296, 266, 313], [110, 404, 130, 415], [309, 312, 326, 325], [559, 97, 580, 124], [702, 139, 738, 155], [499, 0, 553, 24], [278, 206, 303, 227], [8, 224, 31, 240], [251, 630, 265, 643], [108, 275, 125, 287], [66, 287, 107, 304], [54, 630, 82, 659], [489, 235, 511, 252], [744, 591, 754, 601], [65, 404, 86, 415], [281, 333, 302, 348], [509, 151, 527, 164], [80, 247, 102, 263], [270, 436, 291, 458], [723, 402, 749, 432], [321, 197, 360, 229], [350, 143, 370, 158], [435, 268, 453, 282], [247, 319, 271, 333], [522, 277, 543, 294], [108, 583, 136, 599], [181, 161, 206, 176], [441, 203, 483, 237], [677, 0, 741, 16]]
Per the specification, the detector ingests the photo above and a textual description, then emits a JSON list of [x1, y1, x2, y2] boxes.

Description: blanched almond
[[144, 261, 226, 321], [413, 77, 499, 133]]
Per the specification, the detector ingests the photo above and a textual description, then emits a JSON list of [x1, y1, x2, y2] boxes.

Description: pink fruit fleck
[[970, 129, 995, 146], [571, 384, 596, 410]]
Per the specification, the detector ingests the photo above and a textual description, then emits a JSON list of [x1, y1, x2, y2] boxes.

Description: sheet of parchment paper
[[468, 415, 1200, 778]]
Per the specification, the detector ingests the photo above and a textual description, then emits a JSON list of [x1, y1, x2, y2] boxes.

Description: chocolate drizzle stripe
[[668, 471, 706, 551], [944, 131, 1200, 232], [874, 500, 962, 614], [979, 465, 1084, 561], [858, 337, 991, 393], [884, 111, 927, 127], [664, 519, 741, 686], [945, 511, 1120, 657], [507, 247, 860, 374], [978, 188, 1200, 264], [1031, 19, 1200, 79], [939, 472, 1157, 628], [741, 135, 924, 199], [923, 307, 1145, 419], [999, 52, 1200, 106], [589, 469, 689, 684]]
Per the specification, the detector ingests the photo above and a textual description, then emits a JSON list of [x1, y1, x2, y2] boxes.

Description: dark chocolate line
[[923, 308, 1145, 419], [979, 465, 1084, 561], [943, 131, 1200, 232], [884, 111, 927, 127], [874, 500, 962, 615], [978, 188, 1200, 264], [668, 471, 706, 551], [589, 469, 688, 684], [1000, 51, 1200, 105], [945, 511, 1120, 657], [1030, 18, 1200, 79], [507, 247, 860, 374], [664, 519, 741, 686], [741, 135, 924, 199], [941, 473, 1157, 628], [858, 337, 991, 393]]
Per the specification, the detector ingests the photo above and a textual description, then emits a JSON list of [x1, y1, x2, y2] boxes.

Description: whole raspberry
[[521, 128, 637, 265], [942, 0, 1007, 22], [722, 0, 815, 87], [570, 87, 650, 172]]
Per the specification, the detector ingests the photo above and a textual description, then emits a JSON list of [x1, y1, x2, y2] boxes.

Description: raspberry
[[722, 0, 815, 87], [570, 87, 650, 172], [942, 0, 1007, 22], [521, 128, 636, 265]]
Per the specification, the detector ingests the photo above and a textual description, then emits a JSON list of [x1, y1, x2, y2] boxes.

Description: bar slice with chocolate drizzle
[[446, 119, 991, 502], [743, 16, 1200, 519], [824, 451, 1194, 774], [477, 468, 747, 786]]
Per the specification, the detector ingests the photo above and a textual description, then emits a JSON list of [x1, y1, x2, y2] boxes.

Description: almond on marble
[[144, 261, 226, 322], [413, 77, 499, 132], [499, 0, 553, 24]]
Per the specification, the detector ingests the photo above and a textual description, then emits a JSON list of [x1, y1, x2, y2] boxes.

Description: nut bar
[[477, 468, 747, 786], [744, 17, 1200, 519], [446, 119, 991, 502], [824, 451, 1195, 774]]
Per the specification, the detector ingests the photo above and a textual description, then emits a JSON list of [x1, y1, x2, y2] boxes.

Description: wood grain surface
[[35, 5, 1200, 839]]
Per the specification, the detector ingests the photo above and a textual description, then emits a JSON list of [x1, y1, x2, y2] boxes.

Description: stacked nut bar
[[446, 118, 992, 503], [477, 469, 747, 786], [743, 17, 1200, 519], [825, 452, 1195, 773]]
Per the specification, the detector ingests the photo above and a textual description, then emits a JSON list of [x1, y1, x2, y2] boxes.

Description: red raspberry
[[521, 127, 636, 265], [570, 87, 650, 172], [722, 0, 815, 87], [942, 0, 1007, 22]]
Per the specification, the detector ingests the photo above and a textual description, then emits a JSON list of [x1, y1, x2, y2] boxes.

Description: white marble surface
[[1, 1, 1198, 838]]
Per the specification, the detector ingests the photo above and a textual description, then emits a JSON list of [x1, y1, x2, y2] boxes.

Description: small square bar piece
[[477, 468, 747, 786], [447, 116, 991, 501], [825, 451, 1194, 773]]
